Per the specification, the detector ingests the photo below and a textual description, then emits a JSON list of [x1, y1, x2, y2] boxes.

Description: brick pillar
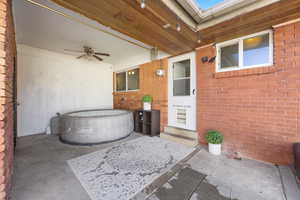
[[0, 0, 16, 199]]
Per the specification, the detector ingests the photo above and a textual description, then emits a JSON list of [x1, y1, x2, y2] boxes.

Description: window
[[173, 59, 190, 96], [127, 68, 139, 90], [116, 72, 126, 91], [115, 68, 139, 91], [220, 43, 239, 69], [216, 30, 273, 72]]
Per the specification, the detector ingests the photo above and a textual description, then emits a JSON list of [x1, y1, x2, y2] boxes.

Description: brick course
[[0, 0, 16, 199], [113, 59, 168, 131], [196, 22, 300, 165]]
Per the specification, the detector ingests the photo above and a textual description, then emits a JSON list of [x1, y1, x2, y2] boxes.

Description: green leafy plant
[[142, 95, 153, 102], [205, 130, 223, 144]]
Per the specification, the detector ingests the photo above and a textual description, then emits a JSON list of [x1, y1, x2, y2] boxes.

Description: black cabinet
[[134, 110, 160, 136]]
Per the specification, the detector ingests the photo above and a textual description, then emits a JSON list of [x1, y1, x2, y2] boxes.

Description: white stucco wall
[[17, 44, 113, 137]]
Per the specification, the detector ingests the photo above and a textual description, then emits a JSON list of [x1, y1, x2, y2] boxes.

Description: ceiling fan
[[64, 46, 110, 61]]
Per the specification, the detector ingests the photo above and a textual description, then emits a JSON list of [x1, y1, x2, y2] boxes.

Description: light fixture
[[176, 17, 181, 32], [156, 69, 165, 76], [197, 32, 202, 43], [141, 0, 146, 9], [163, 23, 171, 29], [176, 24, 181, 32], [209, 56, 216, 63], [156, 59, 165, 77], [201, 56, 208, 63]]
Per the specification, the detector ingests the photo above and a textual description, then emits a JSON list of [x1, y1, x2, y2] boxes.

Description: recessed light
[[163, 24, 171, 29]]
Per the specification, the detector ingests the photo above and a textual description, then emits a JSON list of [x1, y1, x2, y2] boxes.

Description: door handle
[[192, 89, 196, 95]]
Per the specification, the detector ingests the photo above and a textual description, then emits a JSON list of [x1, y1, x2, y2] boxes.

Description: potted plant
[[142, 95, 153, 110], [205, 130, 223, 155]]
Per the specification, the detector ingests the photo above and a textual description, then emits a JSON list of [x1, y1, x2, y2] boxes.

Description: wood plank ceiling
[[51, 0, 300, 56], [200, 0, 300, 45], [51, 0, 198, 55]]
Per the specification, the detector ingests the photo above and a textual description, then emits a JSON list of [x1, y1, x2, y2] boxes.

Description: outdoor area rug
[[68, 136, 196, 200]]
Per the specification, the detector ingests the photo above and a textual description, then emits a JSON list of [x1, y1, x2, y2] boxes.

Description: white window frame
[[216, 30, 273, 73], [115, 67, 140, 92]]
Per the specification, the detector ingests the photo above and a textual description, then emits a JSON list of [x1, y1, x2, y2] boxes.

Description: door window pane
[[220, 43, 239, 69], [116, 72, 126, 91], [173, 79, 190, 96], [173, 59, 190, 96], [127, 68, 139, 90], [173, 59, 190, 79], [243, 33, 269, 66]]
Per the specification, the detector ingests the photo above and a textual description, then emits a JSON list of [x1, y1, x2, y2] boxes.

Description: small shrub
[[142, 95, 153, 102], [205, 130, 223, 144]]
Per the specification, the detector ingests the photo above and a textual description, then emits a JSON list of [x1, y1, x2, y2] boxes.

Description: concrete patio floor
[[11, 133, 297, 200]]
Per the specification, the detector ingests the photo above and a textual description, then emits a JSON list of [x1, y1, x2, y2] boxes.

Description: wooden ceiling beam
[[112, 0, 195, 50], [123, 0, 197, 48], [51, 0, 197, 55], [50, 0, 300, 55], [134, 0, 198, 42], [198, 0, 300, 45], [201, 0, 299, 36]]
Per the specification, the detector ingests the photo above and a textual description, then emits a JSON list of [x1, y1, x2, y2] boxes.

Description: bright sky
[[194, 0, 225, 10]]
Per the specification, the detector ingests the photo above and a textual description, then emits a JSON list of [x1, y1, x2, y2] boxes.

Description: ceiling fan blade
[[77, 54, 86, 59], [93, 55, 103, 61], [64, 49, 84, 53], [94, 52, 110, 56]]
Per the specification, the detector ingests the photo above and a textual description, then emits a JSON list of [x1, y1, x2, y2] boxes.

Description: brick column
[[0, 0, 16, 199]]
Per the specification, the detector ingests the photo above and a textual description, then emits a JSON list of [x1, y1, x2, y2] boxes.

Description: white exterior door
[[168, 52, 196, 131]]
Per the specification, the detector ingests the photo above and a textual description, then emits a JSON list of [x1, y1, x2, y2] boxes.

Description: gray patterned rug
[[68, 136, 195, 200]]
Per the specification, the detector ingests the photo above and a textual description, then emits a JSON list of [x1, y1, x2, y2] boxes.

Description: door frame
[[167, 51, 196, 130]]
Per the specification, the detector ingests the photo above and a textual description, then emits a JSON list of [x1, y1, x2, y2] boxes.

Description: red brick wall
[[0, 0, 16, 199], [113, 59, 168, 131], [196, 22, 300, 165]]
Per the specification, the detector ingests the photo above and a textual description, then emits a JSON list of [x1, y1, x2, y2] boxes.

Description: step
[[160, 132, 198, 147], [164, 126, 198, 140]]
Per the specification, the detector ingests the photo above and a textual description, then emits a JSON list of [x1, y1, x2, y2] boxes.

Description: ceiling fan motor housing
[[84, 46, 94, 56]]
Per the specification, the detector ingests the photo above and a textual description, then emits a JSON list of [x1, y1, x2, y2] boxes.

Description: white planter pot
[[208, 143, 222, 155], [143, 102, 151, 110]]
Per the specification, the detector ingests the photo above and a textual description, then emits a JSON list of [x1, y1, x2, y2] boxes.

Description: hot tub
[[59, 109, 133, 145]]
